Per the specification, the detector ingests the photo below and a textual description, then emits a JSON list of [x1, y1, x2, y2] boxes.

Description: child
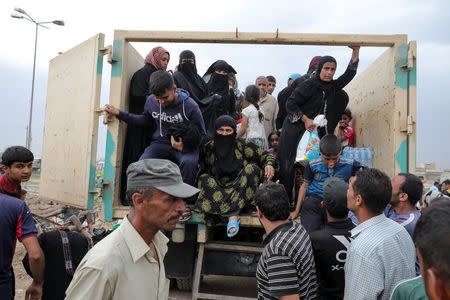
[[0, 146, 34, 200], [237, 85, 267, 149], [267, 131, 279, 159], [290, 135, 363, 233], [338, 109, 355, 147]]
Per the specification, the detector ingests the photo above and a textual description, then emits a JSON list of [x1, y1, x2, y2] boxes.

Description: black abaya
[[277, 58, 358, 200]]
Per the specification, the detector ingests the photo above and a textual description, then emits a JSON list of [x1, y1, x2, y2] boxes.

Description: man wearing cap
[[309, 177, 355, 300], [65, 159, 199, 300]]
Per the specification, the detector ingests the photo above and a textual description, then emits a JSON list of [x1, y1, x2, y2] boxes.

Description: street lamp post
[[11, 8, 64, 150]]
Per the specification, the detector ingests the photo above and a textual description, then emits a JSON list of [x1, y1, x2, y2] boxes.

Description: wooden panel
[[40, 34, 104, 209], [345, 43, 411, 177], [114, 30, 406, 47]]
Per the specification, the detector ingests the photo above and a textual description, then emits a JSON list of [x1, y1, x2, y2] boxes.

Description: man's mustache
[[167, 214, 182, 222]]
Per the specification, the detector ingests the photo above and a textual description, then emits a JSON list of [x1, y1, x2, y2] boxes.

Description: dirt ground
[[13, 193, 116, 299]]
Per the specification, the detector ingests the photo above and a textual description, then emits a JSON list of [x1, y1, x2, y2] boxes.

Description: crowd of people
[[1, 44, 449, 300]]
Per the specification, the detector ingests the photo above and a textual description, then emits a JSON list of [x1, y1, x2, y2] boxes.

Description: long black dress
[[173, 50, 208, 103], [120, 64, 157, 204], [202, 60, 237, 137], [277, 57, 358, 199]]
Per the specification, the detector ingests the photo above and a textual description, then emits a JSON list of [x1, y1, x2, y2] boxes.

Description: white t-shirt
[[242, 104, 266, 140]]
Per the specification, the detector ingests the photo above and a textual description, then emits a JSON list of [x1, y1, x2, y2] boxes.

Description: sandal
[[227, 218, 241, 238], [179, 207, 192, 222]]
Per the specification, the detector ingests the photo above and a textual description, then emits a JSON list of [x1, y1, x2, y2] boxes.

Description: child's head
[[319, 135, 342, 168], [1, 146, 34, 183], [340, 109, 352, 127], [268, 132, 279, 149], [244, 85, 264, 122], [244, 85, 260, 105], [323, 177, 349, 218]]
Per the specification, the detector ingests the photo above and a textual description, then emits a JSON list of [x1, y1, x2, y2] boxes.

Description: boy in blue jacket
[[104, 71, 206, 187], [290, 134, 363, 232]]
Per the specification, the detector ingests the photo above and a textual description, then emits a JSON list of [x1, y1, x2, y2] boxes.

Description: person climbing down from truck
[[0, 145, 34, 200], [276, 56, 322, 130], [337, 108, 355, 147], [290, 134, 364, 233], [120, 46, 170, 205], [104, 71, 206, 220], [173, 50, 208, 103], [194, 115, 275, 238], [278, 46, 360, 201], [201, 60, 237, 137], [237, 85, 268, 149]]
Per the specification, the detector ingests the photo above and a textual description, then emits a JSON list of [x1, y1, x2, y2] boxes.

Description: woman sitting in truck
[[277, 46, 360, 200], [194, 115, 275, 238]]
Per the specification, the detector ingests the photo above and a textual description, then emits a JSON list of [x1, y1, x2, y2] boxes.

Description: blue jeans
[[139, 142, 199, 185]]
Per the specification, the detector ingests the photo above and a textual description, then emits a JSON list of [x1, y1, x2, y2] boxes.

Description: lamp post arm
[[22, 11, 36, 24]]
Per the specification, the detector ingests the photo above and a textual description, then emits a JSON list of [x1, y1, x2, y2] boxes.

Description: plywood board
[[40, 34, 104, 208], [345, 43, 411, 177]]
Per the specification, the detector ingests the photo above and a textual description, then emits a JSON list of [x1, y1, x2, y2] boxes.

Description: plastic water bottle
[[360, 148, 368, 167], [367, 148, 374, 168]]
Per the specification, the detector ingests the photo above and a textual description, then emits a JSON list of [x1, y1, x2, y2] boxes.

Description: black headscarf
[[312, 56, 337, 92], [177, 50, 208, 100], [213, 115, 243, 178], [204, 60, 237, 96]]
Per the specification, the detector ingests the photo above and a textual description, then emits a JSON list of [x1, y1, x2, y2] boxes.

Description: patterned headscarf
[[145, 46, 170, 70]]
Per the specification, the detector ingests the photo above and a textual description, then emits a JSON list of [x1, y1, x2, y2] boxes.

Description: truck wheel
[[176, 278, 192, 291]]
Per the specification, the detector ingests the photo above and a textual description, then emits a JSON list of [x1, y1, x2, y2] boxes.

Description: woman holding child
[[194, 115, 275, 237], [277, 46, 360, 199]]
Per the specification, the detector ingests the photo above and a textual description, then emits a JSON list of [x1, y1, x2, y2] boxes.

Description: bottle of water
[[367, 148, 374, 168], [360, 148, 368, 167]]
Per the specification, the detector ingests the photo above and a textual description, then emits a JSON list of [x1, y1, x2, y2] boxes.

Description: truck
[[38, 30, 417, 299]]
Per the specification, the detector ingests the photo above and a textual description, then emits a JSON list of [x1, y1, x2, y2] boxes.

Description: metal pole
[[26, 22, 38, 150]]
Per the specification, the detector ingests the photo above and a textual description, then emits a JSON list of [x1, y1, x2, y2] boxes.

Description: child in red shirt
[[0, 146, 34, 200], [338, 109, 355, 147]]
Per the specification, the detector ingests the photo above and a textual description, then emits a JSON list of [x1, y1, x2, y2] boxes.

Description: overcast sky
[[1, 0, 449, 169]]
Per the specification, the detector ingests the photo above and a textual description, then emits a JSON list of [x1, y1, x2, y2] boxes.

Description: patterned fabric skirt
[[194, 163, 263, 218]]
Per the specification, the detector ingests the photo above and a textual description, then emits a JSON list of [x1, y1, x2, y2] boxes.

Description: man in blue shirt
[[385, 173, 423, 236], [0, 193, 44, 299], [290, 134, 363, 233]]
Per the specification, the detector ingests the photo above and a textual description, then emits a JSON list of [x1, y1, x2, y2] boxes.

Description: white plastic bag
[[295, 115, 327, 162]]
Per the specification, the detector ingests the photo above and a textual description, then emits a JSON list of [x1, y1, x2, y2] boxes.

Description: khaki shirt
[[65, 216, 169, 300], [259, 94, 279, 137]]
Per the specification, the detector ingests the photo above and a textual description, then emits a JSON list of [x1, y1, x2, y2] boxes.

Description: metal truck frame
[[39, 29, 417, 299]]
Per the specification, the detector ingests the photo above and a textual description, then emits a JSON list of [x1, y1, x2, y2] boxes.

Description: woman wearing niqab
[[277, 47, 360, 200], [120, 46, 170, 204], [173, 50, 208, 103], [194, 115, 275, 237]]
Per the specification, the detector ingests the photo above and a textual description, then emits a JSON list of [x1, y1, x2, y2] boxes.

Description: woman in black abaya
[[173, 50, 208, 103], [277, 46, 360, 200], [201, 60, 237, 137]]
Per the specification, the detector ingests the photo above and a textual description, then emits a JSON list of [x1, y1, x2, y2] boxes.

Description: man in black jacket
[[310, 177, 355, 300]]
